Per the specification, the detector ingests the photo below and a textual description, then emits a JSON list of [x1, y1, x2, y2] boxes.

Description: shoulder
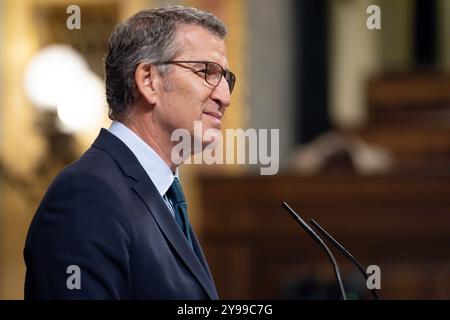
[[38, 146, 132, 229], [24, 145, 134, 299]]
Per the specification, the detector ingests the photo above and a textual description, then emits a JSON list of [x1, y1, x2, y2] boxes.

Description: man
[[24, 6, 235, 299]]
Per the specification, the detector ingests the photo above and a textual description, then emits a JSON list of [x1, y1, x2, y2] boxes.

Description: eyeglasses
[[155, 60, 236, 93]]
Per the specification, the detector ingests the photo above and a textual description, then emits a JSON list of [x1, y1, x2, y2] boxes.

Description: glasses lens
[[205, 62, 236, 93], [205, 63, 222, 86], [225, 72, 236, 93]]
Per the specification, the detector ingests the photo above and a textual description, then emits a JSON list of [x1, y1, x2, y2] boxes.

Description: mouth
[[203, 111, 222, 120], [203, 111, 223, 127]]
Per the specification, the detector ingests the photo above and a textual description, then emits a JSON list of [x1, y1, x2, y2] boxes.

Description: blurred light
[[57, 71, 106, 133], [23, 45, 89, 109], [23, 44, 106, 133]]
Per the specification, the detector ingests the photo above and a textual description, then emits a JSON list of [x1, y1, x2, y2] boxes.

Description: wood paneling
[[199, 172, 450, 299]]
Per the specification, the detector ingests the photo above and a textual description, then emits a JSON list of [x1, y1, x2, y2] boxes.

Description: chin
[[202, 114, 222, 131], [202, 128, 221, 148]]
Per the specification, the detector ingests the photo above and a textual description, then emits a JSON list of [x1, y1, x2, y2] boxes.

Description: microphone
[[309, 219, 379, 300], [281, 201, 347, 300]]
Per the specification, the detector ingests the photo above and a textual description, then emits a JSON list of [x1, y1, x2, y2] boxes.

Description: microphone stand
[[282, 202, 347, 300]]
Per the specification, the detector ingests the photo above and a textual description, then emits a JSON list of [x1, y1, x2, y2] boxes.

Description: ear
[[134, 62, 161, 105]]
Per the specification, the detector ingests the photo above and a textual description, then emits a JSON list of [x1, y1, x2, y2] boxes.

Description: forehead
[[174, 24, 228, 68]]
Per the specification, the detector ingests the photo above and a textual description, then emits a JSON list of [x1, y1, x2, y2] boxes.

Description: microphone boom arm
[[282, 202, 347, 300], [309, 219, 379, 300]]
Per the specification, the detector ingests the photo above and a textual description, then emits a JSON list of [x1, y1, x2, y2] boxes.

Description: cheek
[[162, 76, 212, 127], [178, 90, 210, 120], [168, 97, 205, 132], [176, 96, 206, 127]]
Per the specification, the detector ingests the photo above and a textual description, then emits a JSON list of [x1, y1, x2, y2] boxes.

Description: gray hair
[[104, 6, 227, 121]]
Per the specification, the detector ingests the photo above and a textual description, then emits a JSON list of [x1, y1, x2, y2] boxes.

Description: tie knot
[[166, 177, 186, 205]]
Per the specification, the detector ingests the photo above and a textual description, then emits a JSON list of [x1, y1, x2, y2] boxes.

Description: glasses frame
[[154, 60, 236, 93]]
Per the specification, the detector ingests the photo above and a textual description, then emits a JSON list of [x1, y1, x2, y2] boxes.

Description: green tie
[[166, 178, 193, 248]]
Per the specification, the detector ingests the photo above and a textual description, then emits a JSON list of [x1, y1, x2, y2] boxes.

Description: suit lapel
[[132, 181, 218, 299], [93, 129, 218, 300]]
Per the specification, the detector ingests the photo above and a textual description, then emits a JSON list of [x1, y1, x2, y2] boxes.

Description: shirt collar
[[108, 121, 178, 196]]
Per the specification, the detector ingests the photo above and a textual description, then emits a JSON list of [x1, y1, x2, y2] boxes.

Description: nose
[[210, 75, 231, 108]]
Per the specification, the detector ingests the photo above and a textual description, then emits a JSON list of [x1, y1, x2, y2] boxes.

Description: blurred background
[[1, 0, 449, 299]]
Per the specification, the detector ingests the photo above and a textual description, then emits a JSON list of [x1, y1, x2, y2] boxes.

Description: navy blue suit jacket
[[24, 129, 218, 299]]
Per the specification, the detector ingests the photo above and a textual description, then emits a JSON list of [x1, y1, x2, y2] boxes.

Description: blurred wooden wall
[[200, 172, 450, 299]]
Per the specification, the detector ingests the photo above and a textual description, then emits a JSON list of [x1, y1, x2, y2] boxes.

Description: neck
[[120, 112, 178, 173]]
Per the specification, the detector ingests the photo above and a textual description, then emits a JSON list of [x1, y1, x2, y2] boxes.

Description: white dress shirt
[[108, 121, 178, 217]]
